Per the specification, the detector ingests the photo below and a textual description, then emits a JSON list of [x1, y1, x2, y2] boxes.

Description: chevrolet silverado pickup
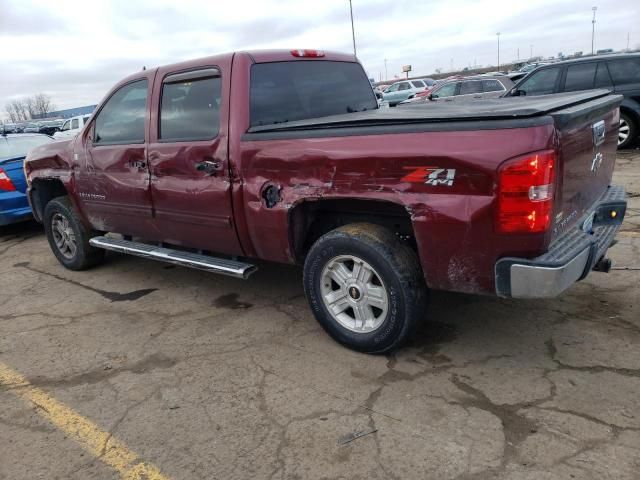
[[24, 49, 627, 353]]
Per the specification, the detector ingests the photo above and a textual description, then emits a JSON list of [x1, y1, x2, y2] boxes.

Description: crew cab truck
[[25, 50, 627, 353]]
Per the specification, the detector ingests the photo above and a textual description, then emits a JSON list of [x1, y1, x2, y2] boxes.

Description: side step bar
[[89, 236, 257, 279]]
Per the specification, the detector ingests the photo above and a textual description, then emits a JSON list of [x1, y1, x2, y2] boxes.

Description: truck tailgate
[[549, 94, 622, 240]]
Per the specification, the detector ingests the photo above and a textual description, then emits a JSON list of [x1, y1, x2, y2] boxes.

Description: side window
[[518, 67, 561, 96], [564, 63, 597, 92], [82, 116, 91, 126], [607, 59, 640, 85], [483, 79, 505, 92], [411, 81, 425, 88], [159, 69, 222, 142], [71, 118, 79, 129], [459, 80, 482, 95], [60, 120, 70, 132], [398, 82, 411, 91], [386, 83, 399, 92], [434, 82, 457, 98], [594, 63, 613, 88], [94, 79, 148, 145]]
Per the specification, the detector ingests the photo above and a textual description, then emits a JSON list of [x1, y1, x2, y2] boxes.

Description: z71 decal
[[402, 167, 456, 187]]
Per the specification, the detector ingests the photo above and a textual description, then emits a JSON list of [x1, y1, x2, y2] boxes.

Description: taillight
[[290, 49, 325, 58], [0, 169, 16, 192], [496, 150, 556, 234]]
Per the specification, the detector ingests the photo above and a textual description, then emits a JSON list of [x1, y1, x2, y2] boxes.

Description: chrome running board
[[89, 236, 257, 279]]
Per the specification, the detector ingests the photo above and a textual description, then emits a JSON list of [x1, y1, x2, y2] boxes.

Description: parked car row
[[2, 119, 63, 136]]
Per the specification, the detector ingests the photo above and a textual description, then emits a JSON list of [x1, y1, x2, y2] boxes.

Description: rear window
[[482, 79, 504, 92], [249, 61, 377, 127], [459, 80, 482, 95], [0, 135, 52, 161], [564, 63, 597, 91], [607, 58, 640, 85]]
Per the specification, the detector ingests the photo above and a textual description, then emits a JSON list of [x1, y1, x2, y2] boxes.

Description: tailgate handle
[[592, 120, 605, 147]]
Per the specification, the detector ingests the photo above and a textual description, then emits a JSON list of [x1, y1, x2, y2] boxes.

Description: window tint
[[398, 82, 411, 91], [250, 61, 377, 127], [595, 63, 613, 88], [95, 79, 147, 144], [434, 82, 457, 97], [607, 58, 640, 85], [71, 118, 79, 129], [160, 73, 222, 142], [411, 81, 425, 88], [564, 63, 597, 91], [459, 80, 482, 95], [483, 79, 504, 92], [518, 67, 560, 95]]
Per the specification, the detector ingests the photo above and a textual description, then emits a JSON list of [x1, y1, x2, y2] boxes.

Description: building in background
[[33, 105, 97, 120]]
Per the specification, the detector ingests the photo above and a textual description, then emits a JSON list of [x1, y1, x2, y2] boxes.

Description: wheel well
[[30, 179, 68, 222], [620, 106, 639, 125], [289, 199, 415, 263]]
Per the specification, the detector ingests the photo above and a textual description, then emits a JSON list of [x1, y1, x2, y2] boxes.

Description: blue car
[[0, 133, 53, 225]]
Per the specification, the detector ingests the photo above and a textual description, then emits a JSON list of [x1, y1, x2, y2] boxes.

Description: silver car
[[402, 76, 514, 104], [381, 79, 433, 106]]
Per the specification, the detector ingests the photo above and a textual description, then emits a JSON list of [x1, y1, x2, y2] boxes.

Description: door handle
[[195, 160, 222, 175]]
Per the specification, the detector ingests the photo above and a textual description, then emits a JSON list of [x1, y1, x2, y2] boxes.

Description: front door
[[147, 62, 243, 256], [80, 77, 155, 236]]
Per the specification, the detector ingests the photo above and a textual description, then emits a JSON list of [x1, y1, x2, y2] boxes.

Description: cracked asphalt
[[1, 150, 639, 480]]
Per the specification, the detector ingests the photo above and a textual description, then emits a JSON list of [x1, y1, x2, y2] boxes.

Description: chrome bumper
[[495, 185, 627, 298]]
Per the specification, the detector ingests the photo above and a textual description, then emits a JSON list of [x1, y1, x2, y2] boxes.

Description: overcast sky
[[1, 0, 638, 117]]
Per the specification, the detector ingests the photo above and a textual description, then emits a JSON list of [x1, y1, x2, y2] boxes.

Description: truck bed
[[246, 90, 621, 135]]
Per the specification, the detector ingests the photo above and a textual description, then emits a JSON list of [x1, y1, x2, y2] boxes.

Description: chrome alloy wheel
[[320, 255, 389, 333], [51, 213, 77, 259], [619, 118, 630, 146]]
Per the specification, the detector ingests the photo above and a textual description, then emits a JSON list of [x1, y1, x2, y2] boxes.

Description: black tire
[[303, 223, 428, 354], [43, 196, 105, 270], [618, 112, 637, 149]]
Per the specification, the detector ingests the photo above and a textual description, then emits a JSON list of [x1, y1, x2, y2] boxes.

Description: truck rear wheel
[[44, 196, 105, 270], [303, 223, 427, 353]]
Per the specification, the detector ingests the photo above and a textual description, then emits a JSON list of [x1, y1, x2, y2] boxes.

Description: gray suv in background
[[506, 53, 640, 148], [400, 76, 514, 105]]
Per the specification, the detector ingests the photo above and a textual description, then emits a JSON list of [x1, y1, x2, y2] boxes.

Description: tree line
[[4, 94, 56, 123]]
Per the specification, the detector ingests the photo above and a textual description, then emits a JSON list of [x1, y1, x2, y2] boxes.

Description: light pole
[[349, 0, 357, 57], [530, 44, 533, 59], [496, 32, 501, 70], [591, 6, 597, 55], [384, 58, 388, 80]]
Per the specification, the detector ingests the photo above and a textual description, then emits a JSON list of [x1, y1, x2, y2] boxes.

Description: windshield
[[249, 61, 377, 127], [0, 135, 53, 161]]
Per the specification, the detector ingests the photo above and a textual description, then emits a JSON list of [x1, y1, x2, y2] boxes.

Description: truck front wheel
[[303, 223, 427, 353], [44, 196, 105, 270]]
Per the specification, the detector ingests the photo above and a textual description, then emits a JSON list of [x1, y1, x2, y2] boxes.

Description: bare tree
[[4, 93, 56, 122], [5, 99, 30, 123], [33, 93, 55, 118]]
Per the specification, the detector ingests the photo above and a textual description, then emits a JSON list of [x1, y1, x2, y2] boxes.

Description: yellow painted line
[[0, 362, 170, 480]]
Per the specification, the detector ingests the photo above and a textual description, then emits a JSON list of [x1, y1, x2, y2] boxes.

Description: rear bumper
[[495, 185, 627, 298]]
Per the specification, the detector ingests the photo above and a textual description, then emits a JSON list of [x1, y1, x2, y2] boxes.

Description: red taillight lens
[[496, 150, 556, 234], [290, 49, 325, 58], [0, 169, 16, 192]]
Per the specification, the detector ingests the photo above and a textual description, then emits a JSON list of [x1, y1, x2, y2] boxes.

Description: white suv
[[381, 79, 433, 106], [53, 115, 91, 139]]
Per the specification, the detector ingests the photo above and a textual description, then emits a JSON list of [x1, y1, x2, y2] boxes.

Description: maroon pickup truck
[[25, 49, 627, 353]]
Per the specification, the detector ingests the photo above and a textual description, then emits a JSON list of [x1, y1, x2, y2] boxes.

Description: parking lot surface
[[1, 151, 639, 480]]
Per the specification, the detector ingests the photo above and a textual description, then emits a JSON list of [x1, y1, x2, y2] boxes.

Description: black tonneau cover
[[248, 90, 620, 133]]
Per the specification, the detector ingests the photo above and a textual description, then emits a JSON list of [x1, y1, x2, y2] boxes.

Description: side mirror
[[429, 94, 437, 100], [512, 89, 526, 97], [375, 92, 382, 99]]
